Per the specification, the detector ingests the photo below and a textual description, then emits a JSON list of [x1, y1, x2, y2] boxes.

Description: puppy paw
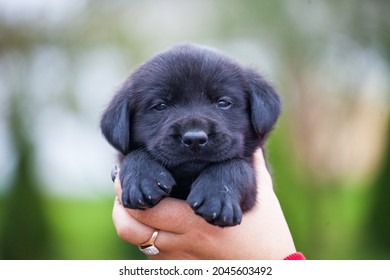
[[120, 153, 176, 209], [187, 186, 243, 227]]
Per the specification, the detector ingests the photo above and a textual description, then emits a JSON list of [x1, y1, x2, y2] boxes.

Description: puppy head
[[101, 44, 280, 170]]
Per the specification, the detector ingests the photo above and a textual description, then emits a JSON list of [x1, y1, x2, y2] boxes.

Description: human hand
[[112, 148, 296, 259]]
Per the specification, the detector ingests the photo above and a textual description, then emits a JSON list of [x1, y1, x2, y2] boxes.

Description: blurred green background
[[0, 0, 389, 260]]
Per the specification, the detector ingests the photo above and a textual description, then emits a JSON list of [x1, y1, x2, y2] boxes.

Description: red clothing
[[284, 252, 306, 260]]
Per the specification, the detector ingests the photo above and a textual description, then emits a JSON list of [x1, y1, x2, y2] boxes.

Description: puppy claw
[[138, 199, 150, 208], [157, 182, 171, 192]]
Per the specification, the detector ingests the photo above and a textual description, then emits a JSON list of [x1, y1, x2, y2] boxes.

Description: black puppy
[[101, 44, 280, 227]]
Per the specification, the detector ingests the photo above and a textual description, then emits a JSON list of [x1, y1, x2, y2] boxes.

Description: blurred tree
[[344, 0, 390, 259], [0, 94, 54, 259], [369, 120, 390, 258]]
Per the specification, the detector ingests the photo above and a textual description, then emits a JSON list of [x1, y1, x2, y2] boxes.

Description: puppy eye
[[153, 103, 168, 111], [216, 99, 232, 109]]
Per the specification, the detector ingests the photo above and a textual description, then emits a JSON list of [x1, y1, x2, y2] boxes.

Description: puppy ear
[[245, 69, 281, 140], [100, 88, 131, 154]]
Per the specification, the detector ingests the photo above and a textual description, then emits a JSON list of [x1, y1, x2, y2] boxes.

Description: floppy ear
[[245, 69, 281, 140], [100, 88, 131, 155]]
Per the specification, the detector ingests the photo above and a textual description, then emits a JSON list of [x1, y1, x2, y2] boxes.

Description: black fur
[[101, 44, 280, 227]]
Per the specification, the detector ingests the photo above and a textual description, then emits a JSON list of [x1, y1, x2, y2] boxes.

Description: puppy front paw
[[120, 153, 176, 209], [187, 184, 243, 227], [121, 172, 175, 209]]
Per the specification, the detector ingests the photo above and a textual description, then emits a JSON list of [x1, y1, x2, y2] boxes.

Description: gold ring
[[138, 230, 160, 256]]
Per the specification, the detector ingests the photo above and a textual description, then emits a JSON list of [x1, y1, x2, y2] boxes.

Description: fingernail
[[111, 164, 118, 182]]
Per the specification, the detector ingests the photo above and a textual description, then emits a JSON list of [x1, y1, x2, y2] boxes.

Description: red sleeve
[[283, 252, 306, 260]]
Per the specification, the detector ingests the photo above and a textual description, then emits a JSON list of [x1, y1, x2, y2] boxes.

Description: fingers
[[112, 195, 184, 252], [112, 195, 155, 244], [112, 169, 158, 243], [113, 169, 193, 251]]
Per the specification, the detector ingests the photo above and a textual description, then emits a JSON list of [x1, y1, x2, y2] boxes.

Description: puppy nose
[[182, 130, 208, 148]]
